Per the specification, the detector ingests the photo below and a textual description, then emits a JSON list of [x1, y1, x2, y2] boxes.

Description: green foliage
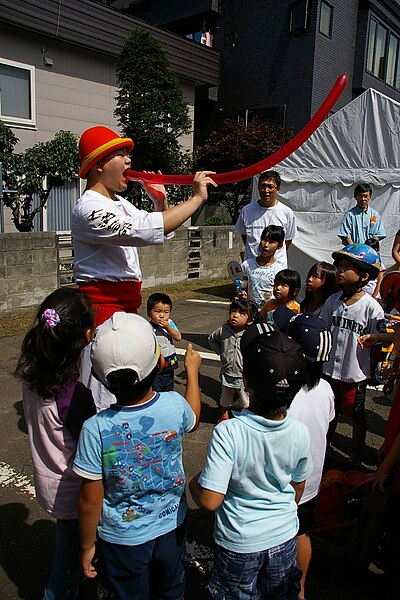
[[194, 119, 294, 224], [115, 29, 192, 187], [0, 122, 79, 231], [203, 214, 227, 226]]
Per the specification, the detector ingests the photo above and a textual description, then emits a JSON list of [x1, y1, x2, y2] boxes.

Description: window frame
[[0, 57, 36, 128], [319, 1, 333, 39], [366, 17, 400, 91], [289, 0, 310, 35]]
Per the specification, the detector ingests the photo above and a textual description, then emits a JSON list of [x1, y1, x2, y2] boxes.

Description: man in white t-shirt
[[235, 170, 296, 268]]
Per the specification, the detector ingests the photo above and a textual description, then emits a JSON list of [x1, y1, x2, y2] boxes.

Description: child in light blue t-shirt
[[190, 326, 312, 600], [73, 312, 202, 600]]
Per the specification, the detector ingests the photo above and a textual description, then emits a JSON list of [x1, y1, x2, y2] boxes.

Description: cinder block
[[33, 261, 58, 276], [32, 248, 57, 263], [6, 250, 33, 266], [8, 278, 34, 295], [4, 234, 32, 251], [31, 233, 57, 248], [33, 275, 58, 291], [6, 264, 34, 280], [9, 293, 35, 310]]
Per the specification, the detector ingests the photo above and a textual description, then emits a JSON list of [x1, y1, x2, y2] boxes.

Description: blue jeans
[[43, 519, 81, 600], [209, 537, 301, 599]]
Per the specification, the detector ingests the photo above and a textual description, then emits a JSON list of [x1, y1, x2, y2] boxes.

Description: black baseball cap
[[241, 326, 307, 408]]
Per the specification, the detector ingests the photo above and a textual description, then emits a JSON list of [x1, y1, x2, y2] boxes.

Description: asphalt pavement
[[0, 290, 391, 599]]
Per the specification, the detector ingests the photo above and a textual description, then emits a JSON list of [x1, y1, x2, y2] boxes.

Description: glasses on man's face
[[259, 184, 277, 191]]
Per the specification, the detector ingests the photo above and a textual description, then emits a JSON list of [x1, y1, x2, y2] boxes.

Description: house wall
[[0, 227, 242, 312], [0, 24, 196, 151], [311, 0, 358, 116]]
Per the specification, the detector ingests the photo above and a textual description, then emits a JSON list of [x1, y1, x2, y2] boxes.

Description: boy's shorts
[[153, 370, 175, 392], [97, 518, 186, 600], [209, 536, 301, 599], [324, 376, 367, 417], [297, 496, 319, 536]]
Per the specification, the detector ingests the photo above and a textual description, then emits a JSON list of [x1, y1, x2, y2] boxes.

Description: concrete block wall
[[0, 228, 242, 312], [0, 233, 58, 311], [139, 226, 242, 288]]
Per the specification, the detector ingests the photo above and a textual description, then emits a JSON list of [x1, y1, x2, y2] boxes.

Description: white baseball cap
[[90, 312, 161, 387]]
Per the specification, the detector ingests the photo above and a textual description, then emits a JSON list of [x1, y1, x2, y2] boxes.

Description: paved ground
[[0, 284, 392, 599]]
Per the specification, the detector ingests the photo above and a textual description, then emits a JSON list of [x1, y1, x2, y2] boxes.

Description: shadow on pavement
[[14, 401, 28, 435], [0, 503, 54, 600]]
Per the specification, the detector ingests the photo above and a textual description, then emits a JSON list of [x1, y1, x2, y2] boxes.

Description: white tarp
[[251, 88, 400, 282]]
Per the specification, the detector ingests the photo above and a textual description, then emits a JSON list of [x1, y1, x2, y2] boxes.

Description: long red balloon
[[125, 73, 348, 186]]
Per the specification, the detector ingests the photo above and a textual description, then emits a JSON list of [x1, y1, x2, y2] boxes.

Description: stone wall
[[0, 227, 242, 312], [0, 233, 58, 312]]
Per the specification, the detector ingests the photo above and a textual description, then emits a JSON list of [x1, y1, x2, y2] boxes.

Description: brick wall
[[0, 227, 242, 312]]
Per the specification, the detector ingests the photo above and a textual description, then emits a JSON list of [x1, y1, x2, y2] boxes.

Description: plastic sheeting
[[250, 89, 400, 283]]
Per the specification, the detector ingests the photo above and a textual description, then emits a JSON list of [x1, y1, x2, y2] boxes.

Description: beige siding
[[0, 25, 194, 153]]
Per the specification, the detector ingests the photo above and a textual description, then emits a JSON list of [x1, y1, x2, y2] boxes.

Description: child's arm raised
[[78, 479, 104, 578], [160, 318, 182, 342], [184, 343, 202, 430]]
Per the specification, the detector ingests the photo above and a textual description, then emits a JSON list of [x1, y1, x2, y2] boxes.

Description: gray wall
[[0, 233, 58, 311], [0, 227, 242, 312]]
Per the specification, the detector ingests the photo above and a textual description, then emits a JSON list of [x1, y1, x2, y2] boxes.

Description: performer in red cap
[[72, 126, 216, 326]]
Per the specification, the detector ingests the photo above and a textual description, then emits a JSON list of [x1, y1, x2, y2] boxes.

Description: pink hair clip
[[41, 308, 60, 328]]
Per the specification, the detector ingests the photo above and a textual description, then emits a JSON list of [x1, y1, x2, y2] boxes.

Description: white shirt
[[235, 200, 297, 265], [289, 380, 335, 503], [320, 292, 386, 382], [72, 190, 164, 282]]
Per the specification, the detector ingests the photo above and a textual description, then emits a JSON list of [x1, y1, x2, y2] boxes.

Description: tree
[[0, 122, 80, 232], [115, 29, 192, 205], [194, 120, 294, 224]]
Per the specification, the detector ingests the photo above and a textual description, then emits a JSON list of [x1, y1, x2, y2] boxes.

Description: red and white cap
[[78, 126, 134, 178]]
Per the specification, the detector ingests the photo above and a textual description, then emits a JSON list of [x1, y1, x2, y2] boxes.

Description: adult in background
[[338, 182, 386, 246], [72, 125, 216, 327], [235, 170, 297, 269]]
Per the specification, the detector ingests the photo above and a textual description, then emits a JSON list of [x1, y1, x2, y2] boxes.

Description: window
[[0, 58, 35, 126], [367, 17, 400, 90], [320, 1, 333, 38], [289, 0, 309, 34]]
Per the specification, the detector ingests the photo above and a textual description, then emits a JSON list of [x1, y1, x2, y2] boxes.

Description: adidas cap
[[241, 327, 306, 403]]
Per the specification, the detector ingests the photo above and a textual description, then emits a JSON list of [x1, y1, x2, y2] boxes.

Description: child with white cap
[[190, 328, 312, 600], [72, 125, 216, 326], [73, 312, 202, 599]]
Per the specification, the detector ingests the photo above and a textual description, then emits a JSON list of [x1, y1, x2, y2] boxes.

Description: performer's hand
[[192, 171, 217, 202], [140, 171, 168, 210]]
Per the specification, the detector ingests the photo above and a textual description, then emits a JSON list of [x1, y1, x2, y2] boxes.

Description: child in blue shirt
[[190, 327, 312, 600], [73, 312, 202, 600]]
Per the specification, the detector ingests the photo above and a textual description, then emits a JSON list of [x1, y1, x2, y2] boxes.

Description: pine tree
[[115, 30, 192, 175]]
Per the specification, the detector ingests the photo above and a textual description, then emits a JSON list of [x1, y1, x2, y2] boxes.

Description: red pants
[[78, 280, 142, 327]]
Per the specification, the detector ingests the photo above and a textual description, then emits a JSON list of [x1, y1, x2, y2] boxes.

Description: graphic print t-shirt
[[74, 392, 195, 545]]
